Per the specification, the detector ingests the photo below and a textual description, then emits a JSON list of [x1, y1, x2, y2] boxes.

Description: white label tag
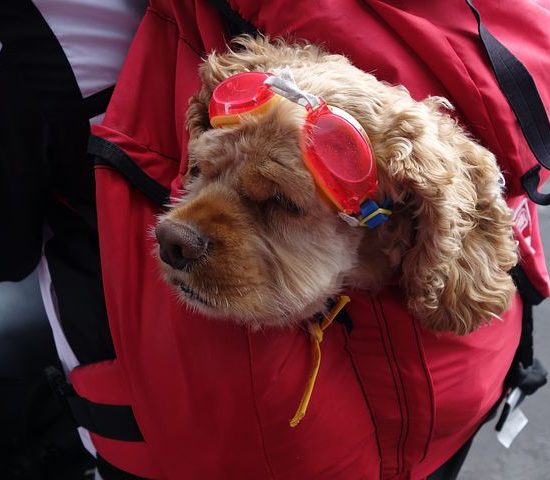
[[506, 387, 523, 411], [496, 408, 528, 448], [513, 198, 534, 251]]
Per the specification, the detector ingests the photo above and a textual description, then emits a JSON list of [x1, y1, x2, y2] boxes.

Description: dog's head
[[156, 36, 518, 334]]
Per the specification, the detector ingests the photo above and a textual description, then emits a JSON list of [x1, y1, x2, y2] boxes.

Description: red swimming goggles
[[208, 71, 391, 228]]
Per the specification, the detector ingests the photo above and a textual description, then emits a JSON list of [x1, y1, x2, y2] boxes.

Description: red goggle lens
[[303, 105, 377, 214], [209, 72, 275, 126]]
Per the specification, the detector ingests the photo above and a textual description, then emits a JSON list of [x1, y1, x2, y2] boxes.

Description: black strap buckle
[[45, 365, 74, 397], [516, 358, 548, 396], [496, 359, 547, 432], [45, 366, 144, 442]]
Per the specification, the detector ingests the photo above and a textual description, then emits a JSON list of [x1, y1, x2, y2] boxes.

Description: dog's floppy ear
[[378, 97, 518, 334], [187, 85, 212, 141]]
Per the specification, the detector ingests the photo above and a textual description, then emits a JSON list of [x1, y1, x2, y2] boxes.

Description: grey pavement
[[460, 206, 550, 480]]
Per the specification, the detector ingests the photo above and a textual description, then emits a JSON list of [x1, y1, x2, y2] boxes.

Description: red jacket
[[80, 1, 550, 478]]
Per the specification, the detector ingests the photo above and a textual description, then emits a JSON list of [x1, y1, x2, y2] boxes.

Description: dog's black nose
[[155, 219, 209, 270]]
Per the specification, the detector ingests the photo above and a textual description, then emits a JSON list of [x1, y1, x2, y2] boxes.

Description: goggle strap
[[358, 198, 393, 228], [336, 198, 392, 228], [264, 67, 321, 109]]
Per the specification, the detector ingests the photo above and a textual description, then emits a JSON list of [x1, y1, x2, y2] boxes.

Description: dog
[[155, 36, 518, 335]]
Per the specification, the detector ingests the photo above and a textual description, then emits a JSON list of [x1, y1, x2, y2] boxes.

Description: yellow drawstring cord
[[289, 295, 351, 427]]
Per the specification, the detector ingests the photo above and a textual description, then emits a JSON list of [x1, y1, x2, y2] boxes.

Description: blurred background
[[1, 208, 549, 479]]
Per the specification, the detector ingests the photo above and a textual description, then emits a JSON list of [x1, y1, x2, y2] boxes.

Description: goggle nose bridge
[[263, 67, 321, 110]]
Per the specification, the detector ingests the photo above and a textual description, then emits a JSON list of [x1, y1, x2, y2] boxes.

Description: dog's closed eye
[[270, 192, 304, 215], [240, 189, 305, 216], [188, 163, 201, 177]]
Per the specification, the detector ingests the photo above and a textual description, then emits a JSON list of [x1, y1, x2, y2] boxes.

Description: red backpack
[[59, 1, 550, 478]]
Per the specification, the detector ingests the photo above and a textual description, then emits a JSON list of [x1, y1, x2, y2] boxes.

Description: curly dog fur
[[157, 36, 518, 334]]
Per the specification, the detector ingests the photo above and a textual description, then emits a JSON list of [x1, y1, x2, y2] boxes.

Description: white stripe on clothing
[[38, 256, 97, 457], [33, 0, 147, 98]]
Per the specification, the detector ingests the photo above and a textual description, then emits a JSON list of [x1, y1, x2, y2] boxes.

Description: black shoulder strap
[[48, 363, 153, 479], [466, 0, 550, 205], [83, 86, 115, 119], [45, 366, 144, 442], [89, 135, 170, 207]]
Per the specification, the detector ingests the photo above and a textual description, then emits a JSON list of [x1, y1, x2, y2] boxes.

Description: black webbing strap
[[522, 167, 550, 206], [97, 455, 154, 480], [83, 86, 115, 120], [510, 264, 546, 306], [45, 366, 144, 442], [89, 135, 170, 207], [466, 0, 550, 205]]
